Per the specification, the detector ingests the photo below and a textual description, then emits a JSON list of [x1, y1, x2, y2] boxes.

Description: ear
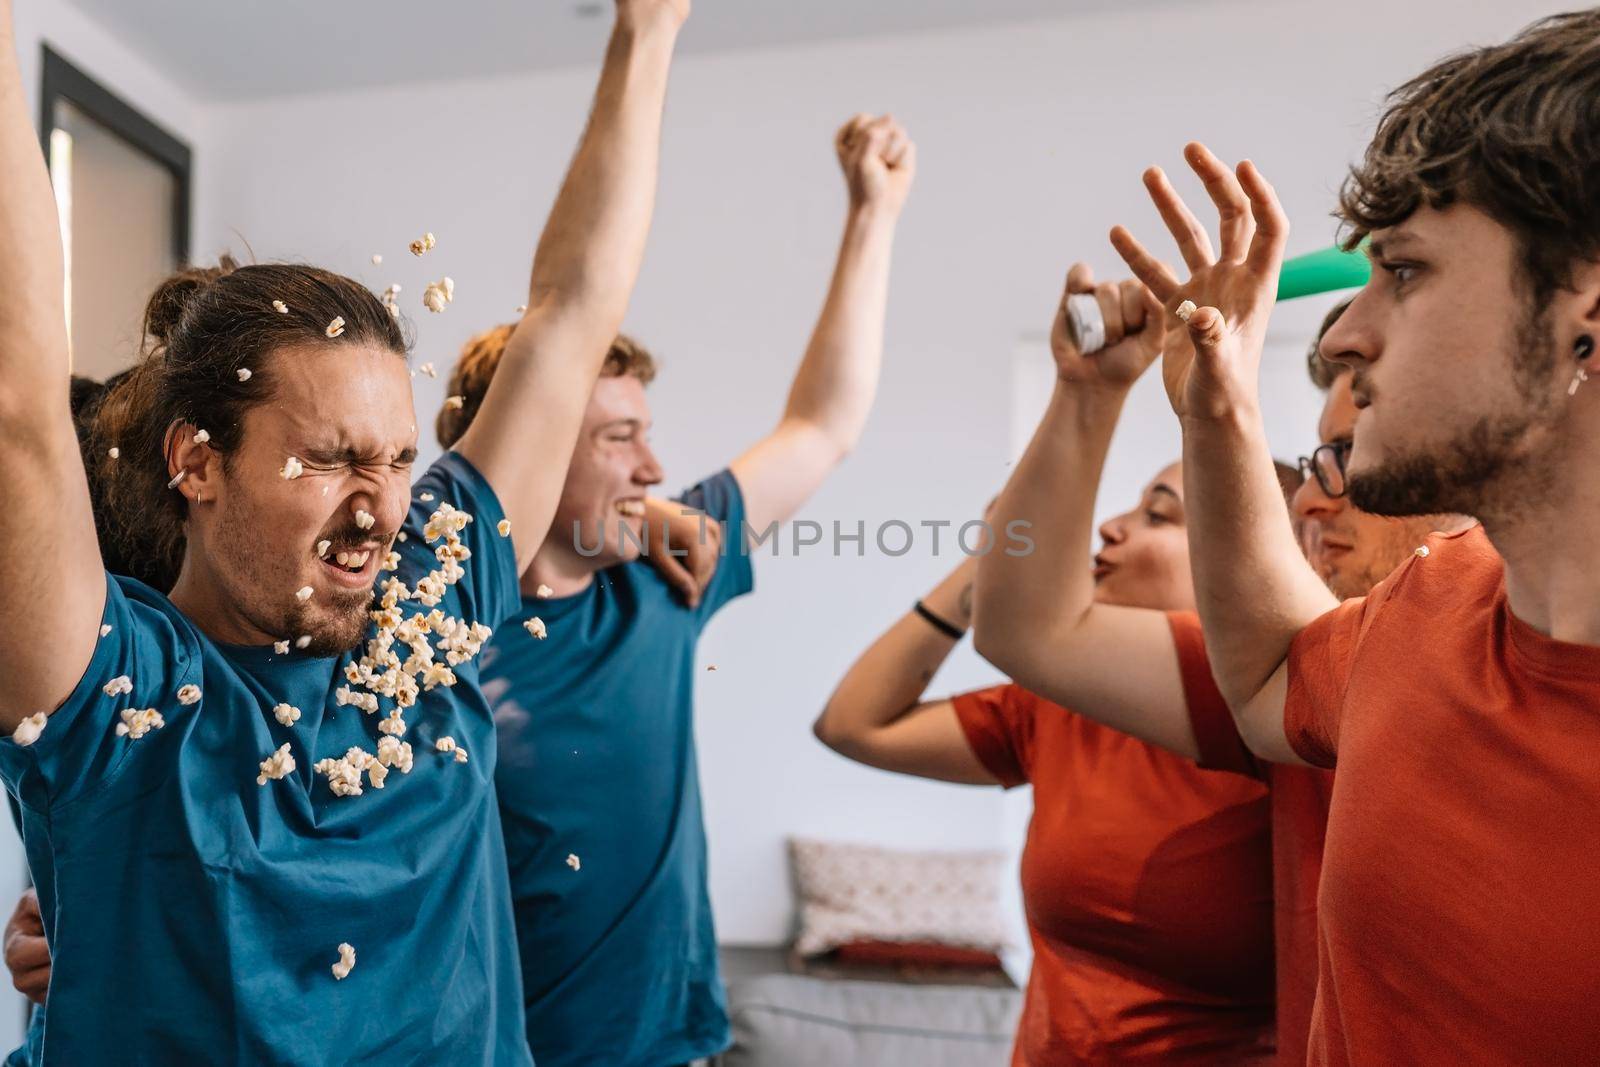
[[1571, 255, 1600, 335], [163, 421, 222, 506]]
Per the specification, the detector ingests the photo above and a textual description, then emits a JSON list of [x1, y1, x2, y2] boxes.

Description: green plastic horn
[[1277, 244, 1370, 301]]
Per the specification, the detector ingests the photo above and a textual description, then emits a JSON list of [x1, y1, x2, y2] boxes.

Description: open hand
[[1049, 263, 1165, 392], [1108, 143, 1288, 420], [836, 114, 916, 216]]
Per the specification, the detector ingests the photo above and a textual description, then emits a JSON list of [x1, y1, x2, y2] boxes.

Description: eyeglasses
[[1296, 440, 1353, 499]]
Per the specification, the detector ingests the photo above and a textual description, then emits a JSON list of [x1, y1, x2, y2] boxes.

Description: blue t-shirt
[[0, 453, 531, 1065], [484, 470, 754, 1067]]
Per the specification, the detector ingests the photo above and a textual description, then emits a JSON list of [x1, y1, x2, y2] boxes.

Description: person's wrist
[[612, 11, 683, 47], [846, 198, 900, 227]]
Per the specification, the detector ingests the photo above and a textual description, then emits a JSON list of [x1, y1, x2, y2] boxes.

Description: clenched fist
[[835, 114, 916, 215], [1049, 263, 1165, 392]]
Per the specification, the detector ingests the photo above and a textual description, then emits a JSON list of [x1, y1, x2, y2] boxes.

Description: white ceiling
[[65, 0, 1095, 100]]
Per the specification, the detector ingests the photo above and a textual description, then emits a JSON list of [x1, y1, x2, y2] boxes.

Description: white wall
[[5, 0, 210, 1046], [189, 0, 1561, 948]]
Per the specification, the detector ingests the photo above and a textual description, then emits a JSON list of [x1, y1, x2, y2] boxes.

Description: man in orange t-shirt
[[977, 292, 1453, 1064], [1110, 11, 1600, 1062]]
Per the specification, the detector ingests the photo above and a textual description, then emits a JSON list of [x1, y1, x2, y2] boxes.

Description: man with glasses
[[1292, 301, 1466, 602]]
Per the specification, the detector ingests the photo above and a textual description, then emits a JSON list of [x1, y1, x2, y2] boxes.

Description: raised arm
[[1110, 143, 1335, 763], [813, 552, 997, 785], [0, 0, 107, 730], [454, 0, 686, 570], [730, 114, 914, 533], [973, 265, 1206, 758]]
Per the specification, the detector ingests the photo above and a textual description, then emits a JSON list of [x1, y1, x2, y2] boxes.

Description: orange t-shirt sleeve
[[950, 684, 1035, 789], [1167, 611, 1260, 777], [1284, 597, 1373, 767]]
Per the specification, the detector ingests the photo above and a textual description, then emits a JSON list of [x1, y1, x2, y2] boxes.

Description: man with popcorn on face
[[0, 0, 688, 1062]]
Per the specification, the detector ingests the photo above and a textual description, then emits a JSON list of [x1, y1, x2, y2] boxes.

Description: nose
[[1292, 474, 1343, 523], [1320, 288, 1378, 371], [350, 475, 411, 539], [634, 440, 665, 488], [1098, 514, 1126, 546]]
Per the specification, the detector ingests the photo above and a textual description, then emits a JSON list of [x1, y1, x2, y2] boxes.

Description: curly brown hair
[[1337, 10, 1600, 303], [435, 327, 657, 449]]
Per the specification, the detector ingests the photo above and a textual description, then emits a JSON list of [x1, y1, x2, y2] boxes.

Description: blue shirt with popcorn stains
[[0, 452, 530, 1066]]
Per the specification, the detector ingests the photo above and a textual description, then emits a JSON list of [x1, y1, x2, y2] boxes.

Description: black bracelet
[[913, 600, 966, 641]]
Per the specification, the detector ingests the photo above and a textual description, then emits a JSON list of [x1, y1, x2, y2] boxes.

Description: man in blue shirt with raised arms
[[0, 0, 686, 1061], [433, 112, 917, 1066]]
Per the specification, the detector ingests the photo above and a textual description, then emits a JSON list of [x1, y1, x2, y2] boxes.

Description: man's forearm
[[0, 2, 69, 400], [777, 206, 898, 453], [1181, 406, 1336, 709], [974, 381, 1125, 668], [524, 17, 678, 326]]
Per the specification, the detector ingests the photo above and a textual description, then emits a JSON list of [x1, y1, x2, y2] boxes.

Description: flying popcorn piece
[[295, 586, 314, 603], [115, 708, 165, 740], [535, 584, 553, 599], [107, 447, 119, 459], [281, 456, 304, 480], [515, 304, 527, 314], [421, 275, 455, 313], [273, 703, 301, 727], [257, 743, 296, 785], [295, 635, 312, 650], [418, 493, 434, 503], [454, 747, 469, 764], [1175, 299, 1198, 323], [317, 540, 332, 558], [418, 362, 436, 378], [443, 395, 464, 410], [355, 509, 376, 531], [167, 471, 187, 490], [193, 429, 210, 445], [272, 299, 288, 314], [381, 550, 400, 571], [103, 675, 132, 698], [497, 519, 511, 537], [371, 254, 382, 265], [409, 232, 436, 256], [273, 640, 291, 655], [12, 713, 48, 747], [524, 617, 547, 640], [706, 665, 717, 672], [331, 943, 356, 980], [176, 684, 202, 706], [1415, 545, 1430, 559], [326, 316, 346, 339], [435, 736, 457, 754], [99, 624, 112, 637], [566, 853, 580, 872], [237, 368, 252, 382]]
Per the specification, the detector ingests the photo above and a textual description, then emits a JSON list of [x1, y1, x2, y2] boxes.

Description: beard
[[1347, 299, 1560, 519], [211, 486, 375, 656]]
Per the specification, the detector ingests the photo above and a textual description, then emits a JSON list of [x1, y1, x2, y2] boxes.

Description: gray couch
[[716, 947, 1022, 1067]]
